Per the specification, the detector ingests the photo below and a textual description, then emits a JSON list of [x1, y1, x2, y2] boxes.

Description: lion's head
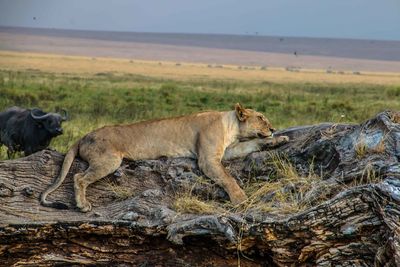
[[234, 103, 275, 140]]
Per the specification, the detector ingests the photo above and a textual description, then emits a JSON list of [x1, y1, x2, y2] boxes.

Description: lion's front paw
[[277, 135, 290, 143], [78, 201, 92, 213], [230, 190, 248, 205]]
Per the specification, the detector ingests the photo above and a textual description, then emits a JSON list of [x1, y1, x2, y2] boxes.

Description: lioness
[[41, 103, 289, 212]]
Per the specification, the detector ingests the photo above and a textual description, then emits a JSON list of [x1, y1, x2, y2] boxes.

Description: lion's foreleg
[[264, 135, 290, 147], [223, 139, 264, 160], [197, 132, 251, 205], [198, 155, 247, 205], [223, 136, 289, 160]]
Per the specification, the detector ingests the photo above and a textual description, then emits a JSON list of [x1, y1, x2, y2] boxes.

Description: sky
[[0, 0, 399, 40]]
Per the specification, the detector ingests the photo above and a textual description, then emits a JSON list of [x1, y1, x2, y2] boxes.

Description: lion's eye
[[258, 116, 263, 120]]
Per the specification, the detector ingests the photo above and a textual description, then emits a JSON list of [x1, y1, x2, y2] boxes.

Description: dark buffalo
[[0, 106, 68, 157]]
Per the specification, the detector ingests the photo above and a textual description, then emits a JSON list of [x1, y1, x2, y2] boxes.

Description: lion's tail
[[40, 141, 80, 209]]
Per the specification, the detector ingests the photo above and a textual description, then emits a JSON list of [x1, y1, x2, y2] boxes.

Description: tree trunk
[[1, 111, 399, 266]]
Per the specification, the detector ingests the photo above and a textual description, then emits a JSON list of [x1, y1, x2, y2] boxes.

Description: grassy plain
[[2, 50, 400, 85], [1, 51, 400, 159]]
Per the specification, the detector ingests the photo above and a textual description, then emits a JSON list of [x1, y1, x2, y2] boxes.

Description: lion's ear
[[235, 103, 248, 121]]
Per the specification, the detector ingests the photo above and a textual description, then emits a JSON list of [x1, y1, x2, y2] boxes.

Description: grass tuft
[[321, 124, 340, 140], [173, 195, 222, 215], [355, 140, 368, 159], [235, 153, 321, 214], [172, 176, 225, 215], [355, 135, 387, 159], [370, 139, 386, 154], [106, 179, 134, 200], [347, 163, 382, 187]]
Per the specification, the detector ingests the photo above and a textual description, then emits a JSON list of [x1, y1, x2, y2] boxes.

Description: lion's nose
[[270, 128, 276, 133]]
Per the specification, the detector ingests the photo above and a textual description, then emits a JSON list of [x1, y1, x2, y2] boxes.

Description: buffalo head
[[30, 108, 68, 136]]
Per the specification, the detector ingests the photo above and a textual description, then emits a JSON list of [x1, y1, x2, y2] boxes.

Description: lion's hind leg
[[74, 155, 122, 212]]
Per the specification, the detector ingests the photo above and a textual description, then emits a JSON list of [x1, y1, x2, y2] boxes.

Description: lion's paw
[[277, 135, 290, 143], [230, 190, 248, 205], [78, 201, 92, 213]]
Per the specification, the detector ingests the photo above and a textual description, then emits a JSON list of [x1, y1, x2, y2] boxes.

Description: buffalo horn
[[30, 109, 51, 120], [60, 109, 69, 121]]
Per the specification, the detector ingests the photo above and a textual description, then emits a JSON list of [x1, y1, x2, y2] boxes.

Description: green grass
[[0, 69, 399, 159]]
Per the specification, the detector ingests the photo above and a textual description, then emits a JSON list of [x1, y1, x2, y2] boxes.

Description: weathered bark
[[1, 111, 400, 266]]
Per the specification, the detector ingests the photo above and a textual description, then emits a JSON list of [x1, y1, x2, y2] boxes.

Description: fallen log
[[1, 111, 399, 266]]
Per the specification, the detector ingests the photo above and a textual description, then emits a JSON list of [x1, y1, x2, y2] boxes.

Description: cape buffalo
[[0, 106, 68, 157]]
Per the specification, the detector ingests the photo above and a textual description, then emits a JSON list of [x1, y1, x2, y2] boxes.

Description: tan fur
[[41, 103, 289, 212]]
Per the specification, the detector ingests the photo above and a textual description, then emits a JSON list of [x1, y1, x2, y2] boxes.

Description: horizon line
[[1, 25, 400, 43]]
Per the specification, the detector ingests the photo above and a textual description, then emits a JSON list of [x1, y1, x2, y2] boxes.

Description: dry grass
[[358, 163, 382, 185], [1, 51, 400, 85], [355, 135, 387, 159], [172, 177, 224, 215], [106, 179, 134, 200], [234, 153, 322, 214], [173, 195, 223, 215], [172, 153, 323, 215], [355, 140, 368, 159], [370, 139, 386, 154], [345, 163, 382, 188], [321, 124, 339, 140], [172, 153, 322, 215]]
